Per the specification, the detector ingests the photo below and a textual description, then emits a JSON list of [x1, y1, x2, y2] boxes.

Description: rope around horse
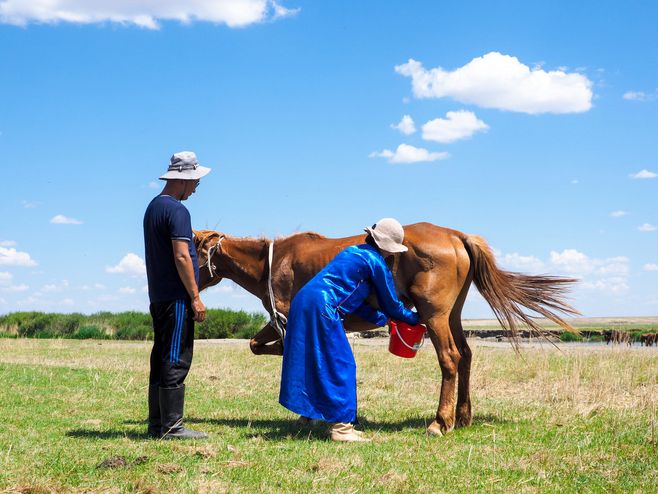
[[204, 234, 286, 344]]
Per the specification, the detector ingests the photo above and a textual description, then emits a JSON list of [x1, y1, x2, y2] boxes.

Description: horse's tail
[[463, 234, 580, 337]]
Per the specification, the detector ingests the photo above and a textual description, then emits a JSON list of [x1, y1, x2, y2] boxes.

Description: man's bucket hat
[[159, 151, 212, 181], [364, 218, 408, 253]]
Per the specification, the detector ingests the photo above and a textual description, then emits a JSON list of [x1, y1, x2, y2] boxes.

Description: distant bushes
[[559, 331, 583, 342], [0, 309, 267, 340], [197, 309, 267, 339]]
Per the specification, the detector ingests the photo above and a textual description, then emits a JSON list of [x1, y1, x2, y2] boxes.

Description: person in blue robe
[[279, 218, 420, 442]]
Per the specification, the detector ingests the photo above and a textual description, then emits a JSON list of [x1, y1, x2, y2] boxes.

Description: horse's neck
[[221, 237, 268, 298]]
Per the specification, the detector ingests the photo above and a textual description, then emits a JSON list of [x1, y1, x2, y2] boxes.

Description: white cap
[[364, 218, 407, 253]]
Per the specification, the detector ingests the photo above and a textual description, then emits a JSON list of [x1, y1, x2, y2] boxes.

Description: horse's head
[[193, 229, 225, 291]]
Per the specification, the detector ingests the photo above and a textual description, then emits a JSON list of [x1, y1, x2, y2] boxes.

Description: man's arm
[[172, 239, 206, 322]]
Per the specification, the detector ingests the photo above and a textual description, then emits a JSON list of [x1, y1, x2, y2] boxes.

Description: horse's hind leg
[[450, 279, 473, 428], [412, 242, 472, 436], [424, 312, 461, 436]]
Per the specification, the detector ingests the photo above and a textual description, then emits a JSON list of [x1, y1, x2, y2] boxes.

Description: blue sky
[[0, 0, 656, 318]]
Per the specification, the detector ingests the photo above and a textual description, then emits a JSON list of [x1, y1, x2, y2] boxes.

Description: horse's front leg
[[249, 324, 283, 356]]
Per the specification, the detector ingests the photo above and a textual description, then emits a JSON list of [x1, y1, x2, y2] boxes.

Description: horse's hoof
[[426, 421, 444, 437], [455, 414, 472, 428]]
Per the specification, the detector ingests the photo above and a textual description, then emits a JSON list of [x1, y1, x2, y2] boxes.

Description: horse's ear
[[193, 229, 219, 252]]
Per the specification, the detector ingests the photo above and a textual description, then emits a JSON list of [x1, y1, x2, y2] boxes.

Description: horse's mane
[[276, 231, 327, 242]]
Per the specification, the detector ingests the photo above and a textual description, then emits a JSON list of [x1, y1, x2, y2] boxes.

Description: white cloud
[[209, 283, 237, 294], [369, 144, 449, 164], [496, 251, 545, 274], [629, 169, 657, 179], [0, 0, 299, 29], [549, 249, 592, 275], [0, 246, 37, 267], [391, 115, 416, 135], [609, 210, 628, 218], [271, 2, 300, 19], [493, 247, 632, 296], [638, 223, 657, 232], [15, 296, 40, 308], [623, 91, 655, 102], [421, 110, 489, 143], [21, 200, 40, 208], [51, 214, 83, 225], [571, 179, 579, 185], [0, 272, 12, 286], [82, 283, 106, 290], [2, 283, 29, 293], [106, 253, 146, 276], [148, 181, 160, 189], [581, 277, 629, 294], [395, 52, 593, 114], [644, 263, 658, 272], [549, 249, 629, 277], [119, 287, 137, 294], [41, 280, 69, 293], [548, 249, 631, 295], [0, 240, 16, 247]]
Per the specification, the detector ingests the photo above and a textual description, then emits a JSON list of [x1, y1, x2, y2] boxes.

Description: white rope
[[205, 235, 225, 279], [267, 241, 287, 342]]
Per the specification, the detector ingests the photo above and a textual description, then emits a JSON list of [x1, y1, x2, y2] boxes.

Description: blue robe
[[279, 243, 419, 423]]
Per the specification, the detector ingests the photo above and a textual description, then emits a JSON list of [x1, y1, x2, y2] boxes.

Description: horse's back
[[279, 223, 470, 296]]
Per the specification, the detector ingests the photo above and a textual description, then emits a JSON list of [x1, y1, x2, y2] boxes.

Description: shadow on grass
[[471, 413, 510, 426], [70, 414, 511, 441], [66, 429, 152, 440]]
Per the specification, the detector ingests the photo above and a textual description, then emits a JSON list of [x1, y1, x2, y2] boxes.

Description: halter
[[205, 234, 225, 279]]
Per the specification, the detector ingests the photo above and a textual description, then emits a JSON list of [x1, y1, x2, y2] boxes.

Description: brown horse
[[194, 222, 579, 436]]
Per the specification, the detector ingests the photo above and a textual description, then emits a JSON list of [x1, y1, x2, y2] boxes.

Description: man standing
[[143, 151, 211, 439]]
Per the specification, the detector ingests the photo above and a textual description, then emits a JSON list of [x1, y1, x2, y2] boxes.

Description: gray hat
[[364, 218, 408, 253], [159, 151, 212, 181]]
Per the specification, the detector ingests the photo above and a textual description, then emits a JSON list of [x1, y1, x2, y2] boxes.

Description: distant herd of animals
[[603, 330, 657, 346], [463, 328, 657, 346]]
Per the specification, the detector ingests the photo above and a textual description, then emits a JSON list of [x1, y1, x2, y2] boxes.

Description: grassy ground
[[0, 338, 656, 493]]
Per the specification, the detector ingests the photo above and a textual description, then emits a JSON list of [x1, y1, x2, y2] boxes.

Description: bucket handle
[[394, 324, 426, 352]]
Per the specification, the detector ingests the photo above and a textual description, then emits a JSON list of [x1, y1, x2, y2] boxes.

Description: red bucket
[[388, 321, 426, 358]]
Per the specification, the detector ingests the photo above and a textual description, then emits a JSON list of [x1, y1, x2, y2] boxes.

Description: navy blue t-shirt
[[143, 195, 199, 303]]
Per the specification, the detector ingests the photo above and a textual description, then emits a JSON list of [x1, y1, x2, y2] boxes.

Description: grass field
[[0, 338, 656, 493]]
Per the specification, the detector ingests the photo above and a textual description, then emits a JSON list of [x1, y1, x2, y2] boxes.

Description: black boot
[[147, 384, 161, 438], [159, 384, 207, 440]]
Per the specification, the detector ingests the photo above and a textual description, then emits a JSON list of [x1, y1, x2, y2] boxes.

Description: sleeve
[[169, 205, 193, 242], [352, 302, 389, 327], [366, 252, 419, 325]]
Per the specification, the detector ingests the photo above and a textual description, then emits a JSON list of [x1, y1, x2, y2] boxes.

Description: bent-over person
[[279, 218, 420, 442]]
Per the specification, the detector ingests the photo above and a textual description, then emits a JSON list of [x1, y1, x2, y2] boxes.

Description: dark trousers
[[149, 299, 195, 388]]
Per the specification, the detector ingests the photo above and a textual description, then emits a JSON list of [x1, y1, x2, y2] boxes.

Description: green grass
[[0, 339, 656, 493]]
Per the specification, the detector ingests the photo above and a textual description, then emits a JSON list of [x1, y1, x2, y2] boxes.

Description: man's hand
[[192, 295, 206, 322], [172, 239, 206, 322]]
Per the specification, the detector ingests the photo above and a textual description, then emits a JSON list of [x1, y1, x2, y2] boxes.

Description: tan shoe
[[329, 422, 370, 442]]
